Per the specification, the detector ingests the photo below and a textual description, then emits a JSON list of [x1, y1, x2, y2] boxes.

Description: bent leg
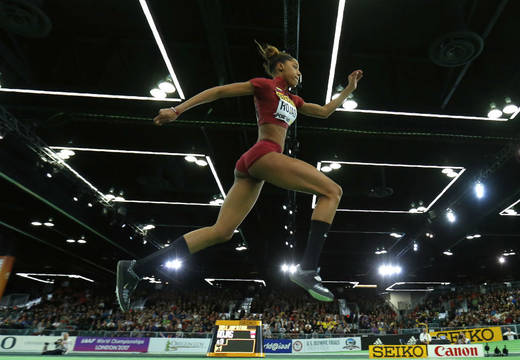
[[248, 152, 342, 223], [185, 174, 264, 253]]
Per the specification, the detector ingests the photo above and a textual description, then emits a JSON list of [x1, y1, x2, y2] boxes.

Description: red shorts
[[235, 139, 282, 175]]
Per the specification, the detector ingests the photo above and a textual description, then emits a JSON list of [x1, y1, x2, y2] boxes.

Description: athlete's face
[[280, 59, 301, 88]]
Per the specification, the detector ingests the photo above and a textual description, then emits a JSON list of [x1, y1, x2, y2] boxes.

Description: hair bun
[[263, 44, 280, 59], [254, 40, 280, 60]]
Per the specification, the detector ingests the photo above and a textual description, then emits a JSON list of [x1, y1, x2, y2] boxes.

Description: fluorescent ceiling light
[[335, 107, 507, 121], [204, 278, 266, 287], [325, 0, 346, 103], [499, 198, 520, 216], [49, 147, 226, 206], [138, 0, 185, 99], [313, 161, 465, 213], [385, 281, 450, 292], [0, 88, 182, 102], [16, 273, 94, 283]]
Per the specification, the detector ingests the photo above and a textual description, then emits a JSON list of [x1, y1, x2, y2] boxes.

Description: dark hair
[[254, 40, 295, 77]]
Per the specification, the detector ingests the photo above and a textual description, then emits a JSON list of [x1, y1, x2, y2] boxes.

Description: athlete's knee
[[322, 181, 342, 202], [210, 225, 235, 244]]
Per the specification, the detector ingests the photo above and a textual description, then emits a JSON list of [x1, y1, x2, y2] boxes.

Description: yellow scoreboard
[[207, 320, 264, 357]]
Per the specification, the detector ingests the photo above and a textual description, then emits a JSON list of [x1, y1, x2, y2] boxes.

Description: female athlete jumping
[[116, 41, 363, 312]]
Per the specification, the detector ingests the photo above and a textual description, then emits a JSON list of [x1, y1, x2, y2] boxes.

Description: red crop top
[[249, 76, 304, 129]]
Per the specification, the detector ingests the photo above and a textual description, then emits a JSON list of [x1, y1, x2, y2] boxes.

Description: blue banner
[[263, 339, 292, 353]]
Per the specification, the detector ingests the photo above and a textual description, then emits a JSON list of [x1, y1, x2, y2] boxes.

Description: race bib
[[273, 90, 298, 125]]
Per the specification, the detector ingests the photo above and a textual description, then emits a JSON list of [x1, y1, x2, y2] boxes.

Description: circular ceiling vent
[[429, 31, 484, 67], [0, 0, 52, 38]]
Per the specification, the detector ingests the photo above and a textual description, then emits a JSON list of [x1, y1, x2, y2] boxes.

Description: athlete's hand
[[346, 70, 363, 91], [153, 107, 179, 126]]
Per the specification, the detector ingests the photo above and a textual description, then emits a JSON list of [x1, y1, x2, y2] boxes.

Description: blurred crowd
[[1, 285, 519, 336]]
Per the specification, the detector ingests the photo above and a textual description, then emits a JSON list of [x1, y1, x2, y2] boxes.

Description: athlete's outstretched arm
[[298, 70, 363, 119], [153, 81, 255, 125]]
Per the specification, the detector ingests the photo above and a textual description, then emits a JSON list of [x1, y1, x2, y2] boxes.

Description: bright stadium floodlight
[[498, 256, 506, 264], [378, 264, 401, 276], [281, 264, 289, 272], [165, 259, 182, 270], [289, 264, 297, 274], [446, 209, 456, 223], [474, 181, 485, 199]]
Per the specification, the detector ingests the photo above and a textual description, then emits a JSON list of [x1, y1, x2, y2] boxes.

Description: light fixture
[[138, 0, 184, 99], [321, 166, 332, 173], [57, 149, 75, 160], [342, 95, 358, 110], [104, 194, 115, 201], [66, 239, 75, 243], [289, 210, 293, 215], [46, 173, 52, 178], [235, 242, 247, 251], [165, 259, 182, 270], [195, 159, 208, 167], [282, 204, 287, 210], [330, 162, 341, 169], [43, 221, 54, 227], [210, 194, 224, 206], [281, 264, 297, 273], [443, 250, 453, 256], [87, 203, 93, 208], [378, 264, 402, 276], [446, 209, 456, 223], [498, 256, 506, 264], [467, 233, 481, 239], [375, 248, 387, 255], [503, 97, 518, 115], [487, 103, 503, 119], [73, 197, 78, 202], [390, 233, 403, 238], [77, 239, 87, 244], [503, 250, 516, 257], [474, 181, 485, 199], [184, 155, 197, 162], [31, 221, 42, 226], [158, 80, 176, 94], [142, 224, 155, 231], [413, 242, 419, 252], [289, 244, 293, 248], [426, 233, 434, 238], [150, 88, 167, 99], [325, 0, 346, 102]]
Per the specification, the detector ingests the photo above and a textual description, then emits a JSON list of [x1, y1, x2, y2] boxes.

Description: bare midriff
[[257, 123, 287, 150]]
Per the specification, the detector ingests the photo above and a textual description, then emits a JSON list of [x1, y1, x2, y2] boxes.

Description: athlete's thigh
[[214, 174, 264, 230], [248, 152, 336, 195]]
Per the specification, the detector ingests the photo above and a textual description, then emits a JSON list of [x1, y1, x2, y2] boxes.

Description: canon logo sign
[[428, 344, 484, 358]]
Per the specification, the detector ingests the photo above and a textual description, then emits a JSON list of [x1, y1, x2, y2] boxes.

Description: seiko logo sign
[[369, 345, 427, 358], [264, 342, 291, 351], [431, 327, 501, 343]]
